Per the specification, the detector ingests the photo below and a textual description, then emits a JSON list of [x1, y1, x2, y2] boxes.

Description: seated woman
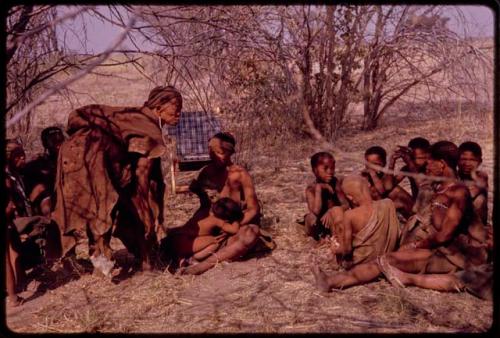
[[167, 198, 244, 272]]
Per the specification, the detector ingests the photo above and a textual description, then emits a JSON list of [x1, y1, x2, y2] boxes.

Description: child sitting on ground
[[167, 197, 244, 267], [304, 152, 349, 241]]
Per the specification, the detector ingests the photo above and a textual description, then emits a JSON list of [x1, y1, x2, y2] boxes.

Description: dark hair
[[212, 132, 236, 147], [364, 146, 387, 165], [211, 197, 243, 223], [310, 152, 334, 169], [41, 126, 64, 149], [408, 137, 430, 151], [458, 141, 482, 159], [429, 141, 459, 169]]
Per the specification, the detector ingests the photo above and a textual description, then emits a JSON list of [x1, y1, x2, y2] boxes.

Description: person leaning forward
[[52, 86, 182, 275]]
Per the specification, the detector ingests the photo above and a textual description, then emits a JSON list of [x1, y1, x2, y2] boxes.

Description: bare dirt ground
[[6, 114, 494, 333]]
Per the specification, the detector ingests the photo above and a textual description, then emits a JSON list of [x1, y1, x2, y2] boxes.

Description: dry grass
[[6, 68, 494, 333]]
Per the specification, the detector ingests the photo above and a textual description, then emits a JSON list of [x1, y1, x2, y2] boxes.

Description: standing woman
[[52, 86, 182, 275]]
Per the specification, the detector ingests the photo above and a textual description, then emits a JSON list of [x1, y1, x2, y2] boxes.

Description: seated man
[[168, 198, 243, 269], [179, 132, 263, 275], [362, 146, 413, 218], [457, 141, 488, 225], [304, 152, 349, 241], [332, 175, 400, 267], [384, 137, 431, 202], [22, 126, 65, 216], [312, 141, 490, 297]]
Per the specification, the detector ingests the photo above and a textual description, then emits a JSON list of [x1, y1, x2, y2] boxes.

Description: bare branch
[[7, 15, 137, 128]]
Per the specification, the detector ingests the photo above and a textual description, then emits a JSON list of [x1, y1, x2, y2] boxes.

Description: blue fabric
[[165, 111, 222, 161]]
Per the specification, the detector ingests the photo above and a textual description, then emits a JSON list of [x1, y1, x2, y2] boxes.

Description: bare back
[[345, 204, 374, 234]]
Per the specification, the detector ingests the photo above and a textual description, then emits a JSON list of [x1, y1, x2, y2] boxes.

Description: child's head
[[364, 146, 387, 171], [211, 197, 244, 223], [341, 174, 372, 206], [208, 132, 236, 166], [408, 137, 430, 170], [458, 141, 482, 176], [310, 152, 335, 183]]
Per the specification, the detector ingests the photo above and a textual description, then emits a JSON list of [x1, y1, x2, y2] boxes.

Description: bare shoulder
[[229, 164, 247, 173], [197, 164, 211, 177], [448, 183, 470, 200], [306, 182, 317, 191], [229, 164, 251, 180], [476, 170, 488, 181], [343, 208, 354, 220]]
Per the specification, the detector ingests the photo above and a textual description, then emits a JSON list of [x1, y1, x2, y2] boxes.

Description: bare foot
[[141, 260, 153, 272], [6, 295, 23, 308], [311, 266, 331, 292]]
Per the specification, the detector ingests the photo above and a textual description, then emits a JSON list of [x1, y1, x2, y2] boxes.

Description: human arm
[[334, 178, 351, 211], [366, 169, 386, 198], [331, 211, 352, 256], [191, 234, 227, 252], [306, 184, 325, 216], [471, 170, 488, 224], [220, 221, 240, 235], [239, 170, 260, 225], [133, 156, 156, 236], [189, 168, 211, 208], [340, 211, 353, 254], [414, 187, 468, 249]]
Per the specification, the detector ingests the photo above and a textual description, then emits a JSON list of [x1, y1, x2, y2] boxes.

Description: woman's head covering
[[144, 85, 182, 110]]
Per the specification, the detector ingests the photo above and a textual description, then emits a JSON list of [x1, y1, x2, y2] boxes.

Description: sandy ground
[[5, 114, 494, 333]]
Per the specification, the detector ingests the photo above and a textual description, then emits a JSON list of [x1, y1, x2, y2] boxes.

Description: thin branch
[[12, 6, 93, 47], [7, 15, 137, 128]]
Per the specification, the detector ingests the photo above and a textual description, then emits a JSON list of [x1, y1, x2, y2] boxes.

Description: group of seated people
[[305, 138, 492, 300], [5, 127, 493, 308], [5, 127, 65, 306]]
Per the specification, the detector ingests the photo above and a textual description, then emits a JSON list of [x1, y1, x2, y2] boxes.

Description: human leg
[[181, 224, 259, 275], [311, 259, 382, 291], [378, 257, 463, 291], [311, 248, 452, 291], [6, 243, 23, 306], [304, 213, 320, 239]]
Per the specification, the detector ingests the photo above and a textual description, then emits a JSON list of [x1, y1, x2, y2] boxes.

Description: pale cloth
[[351, 198, 401, 265]]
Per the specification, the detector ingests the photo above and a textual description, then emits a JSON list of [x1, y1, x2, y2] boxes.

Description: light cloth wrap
[[351, 198, 401, 265]]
